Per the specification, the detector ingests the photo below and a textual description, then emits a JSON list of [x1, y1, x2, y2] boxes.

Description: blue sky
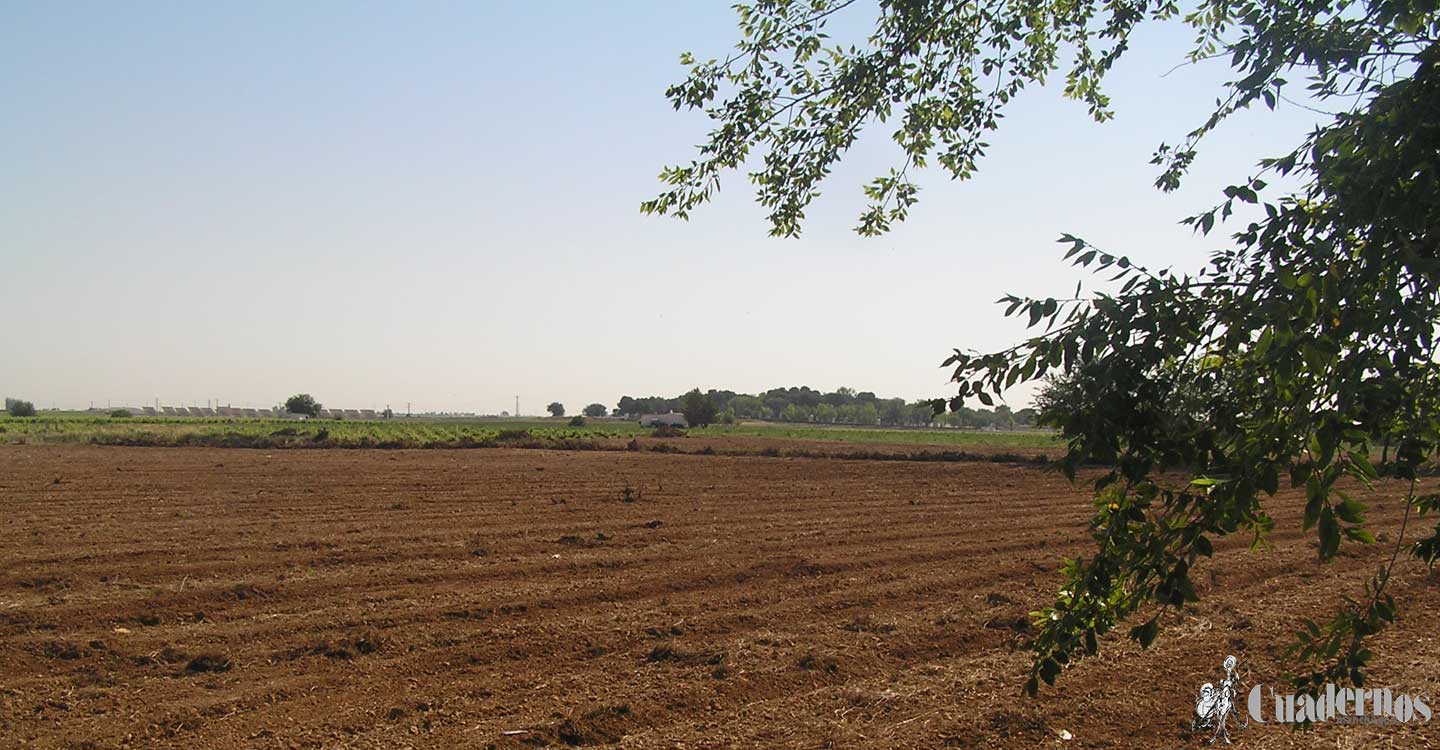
[[1, 2, 1320, 413]]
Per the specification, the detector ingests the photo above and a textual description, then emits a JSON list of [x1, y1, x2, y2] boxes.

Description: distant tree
[[878, 398, 908, 426], [762, 395, 789, 419], [641, 396, 676, 414], [729, 394, 763, 418], [612, 385, 1018, 428], [780, 403, 811, 423], [284, 394, 321, 417], [720, 408, 736, 425], [583, 403, 608, 418], [903, 400, 935, 426], [568, 415, 586, 427], [681, 388, 719, 428], [6, 398, 36, 417], [1033, 374, 1085, 428], [836, 403, 862, 424], [707, 389, 738, 414], [546, 402, 565, 418]]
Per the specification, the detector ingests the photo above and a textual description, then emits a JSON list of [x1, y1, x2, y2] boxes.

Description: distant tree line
[[613, 386, 1036, 428]]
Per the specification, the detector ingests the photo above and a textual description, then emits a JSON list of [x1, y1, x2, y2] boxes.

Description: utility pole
[[514, 396, 519, 418]]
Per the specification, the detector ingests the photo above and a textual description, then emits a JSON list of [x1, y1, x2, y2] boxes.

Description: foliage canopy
[[284, 394, 321, 417], [681, 388, 721, 428], [649, 0, 1440, 696], [6, 397, 37, 418]]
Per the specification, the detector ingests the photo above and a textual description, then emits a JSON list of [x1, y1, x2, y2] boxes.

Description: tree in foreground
[[682, 388, 719, 427], [647, 0, 1440, 696], [284, 394, 321, 417], [583, 403, 608, 418], [547, 401, 565, 418]]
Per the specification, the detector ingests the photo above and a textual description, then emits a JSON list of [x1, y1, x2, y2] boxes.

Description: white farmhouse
[[639, 412, 688, 428]]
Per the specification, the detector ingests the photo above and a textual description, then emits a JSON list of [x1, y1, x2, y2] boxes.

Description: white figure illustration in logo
[[1192, 655, 1247, 744]]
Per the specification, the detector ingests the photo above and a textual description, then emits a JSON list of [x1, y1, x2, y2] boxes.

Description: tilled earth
[[0, 445, 1435, 749]]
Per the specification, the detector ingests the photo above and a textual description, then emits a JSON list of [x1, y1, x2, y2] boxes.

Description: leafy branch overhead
[[649, 0, 1440, 697], [646, 0, 1184, 237]]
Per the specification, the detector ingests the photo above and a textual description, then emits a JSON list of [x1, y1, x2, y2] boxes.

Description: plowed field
[[1, 446, 1435, 748]]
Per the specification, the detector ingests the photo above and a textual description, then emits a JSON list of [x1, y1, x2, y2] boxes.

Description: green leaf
[[1129, 618, 1160, 649], [1038, 657, 1061, 686], [1318, 507, 1340, 561], [1343, 528, 1376, 544], [1336, 496, 1366, 524]]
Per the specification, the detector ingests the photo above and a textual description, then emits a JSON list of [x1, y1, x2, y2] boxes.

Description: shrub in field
[[568, 416, 586, 427], [108, 409, 130, 418], [681, 388, 718, 427], [284, 393, 321, 417], [6, 398, 36, 417]]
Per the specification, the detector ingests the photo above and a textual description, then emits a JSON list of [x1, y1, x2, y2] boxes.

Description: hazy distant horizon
[[8, 382, 983, 418], [3, 3, 1322, 414]]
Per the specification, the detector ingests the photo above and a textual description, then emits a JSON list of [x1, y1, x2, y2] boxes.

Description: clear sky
[[1, 1, 1320, 414]]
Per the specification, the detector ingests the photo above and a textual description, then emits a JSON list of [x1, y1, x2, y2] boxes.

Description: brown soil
[[0, 445, 1435, 749], [616, 434, 1059, 462]]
